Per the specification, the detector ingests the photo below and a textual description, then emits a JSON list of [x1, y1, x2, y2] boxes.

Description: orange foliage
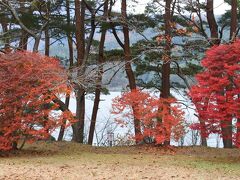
[[0, 51, 73, 151], [156, 35, 172, 45], [112, 89, 185, 144], [175, 28, 188, 35]]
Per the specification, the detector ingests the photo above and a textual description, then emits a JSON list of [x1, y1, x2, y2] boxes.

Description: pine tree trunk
[[74, 89, 85, 143], [58, 0, 74, 141], [18, 2, 30, 50], [66, 0, 74, 68], [206, 0, 219, 45], [0, 15, 10, 49], [182, 0, 219, 147], [44, 2, 50, 56], [221, 120, 233, 148], [88, 0, 108, 145], [33, 37, 41, 52], [237, 117, 240, 147], [19, 31, 28, 50], [58, 94, 70, 141], [121, 0, 141, 143], [230, 0, 238, 40], [45, 27, 50, 56], [161, 0, 172, 146], [73, 0, 86, 143]]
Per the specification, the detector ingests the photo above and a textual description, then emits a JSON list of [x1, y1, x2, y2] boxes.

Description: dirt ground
[[0, 142, 240, 180]]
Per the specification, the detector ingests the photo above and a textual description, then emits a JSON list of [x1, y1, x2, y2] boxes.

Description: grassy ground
[[0, 142, 240, 180]]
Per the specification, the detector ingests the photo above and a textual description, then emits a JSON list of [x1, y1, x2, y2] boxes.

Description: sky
[[112, 0, 231, 15]]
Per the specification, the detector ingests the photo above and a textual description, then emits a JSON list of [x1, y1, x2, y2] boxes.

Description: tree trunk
[[121, 0, 141, 143], [18, 2, 30, 50], [206, 0, 219, 45], [199, 118, 207, 146], [219, 92, 233, 148], [12, 141, 18, 150], [45, 27, 50, 56], [0, 15, 10, 49], [33, 36, 41, 52], [161, 0, 172, 146], [58, 93, 70, 141], [58, 0, 74, 141], [73, 89, 85, 143], [200, 0, 219, 146], [237, 117, 240, 147], [66, 0, 74, 68], [73, 0, 86, 143], [221, 119, 233, 148], [88, 0, 108, 145], [19, 30, 28, 50], [45, 2, 50, 56], [230, 0, 238, 40], [75, 0, 85, 67]]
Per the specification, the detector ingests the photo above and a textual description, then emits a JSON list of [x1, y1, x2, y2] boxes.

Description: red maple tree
[[190, 40, 240, 148], [112, 89, 185, 144], [0, 51, 73, 151]]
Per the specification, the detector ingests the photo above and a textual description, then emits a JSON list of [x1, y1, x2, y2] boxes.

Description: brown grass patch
[[0, 142, 240, 180]]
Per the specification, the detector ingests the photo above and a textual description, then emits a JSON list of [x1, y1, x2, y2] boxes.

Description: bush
[[0, 51, 73, 151]]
